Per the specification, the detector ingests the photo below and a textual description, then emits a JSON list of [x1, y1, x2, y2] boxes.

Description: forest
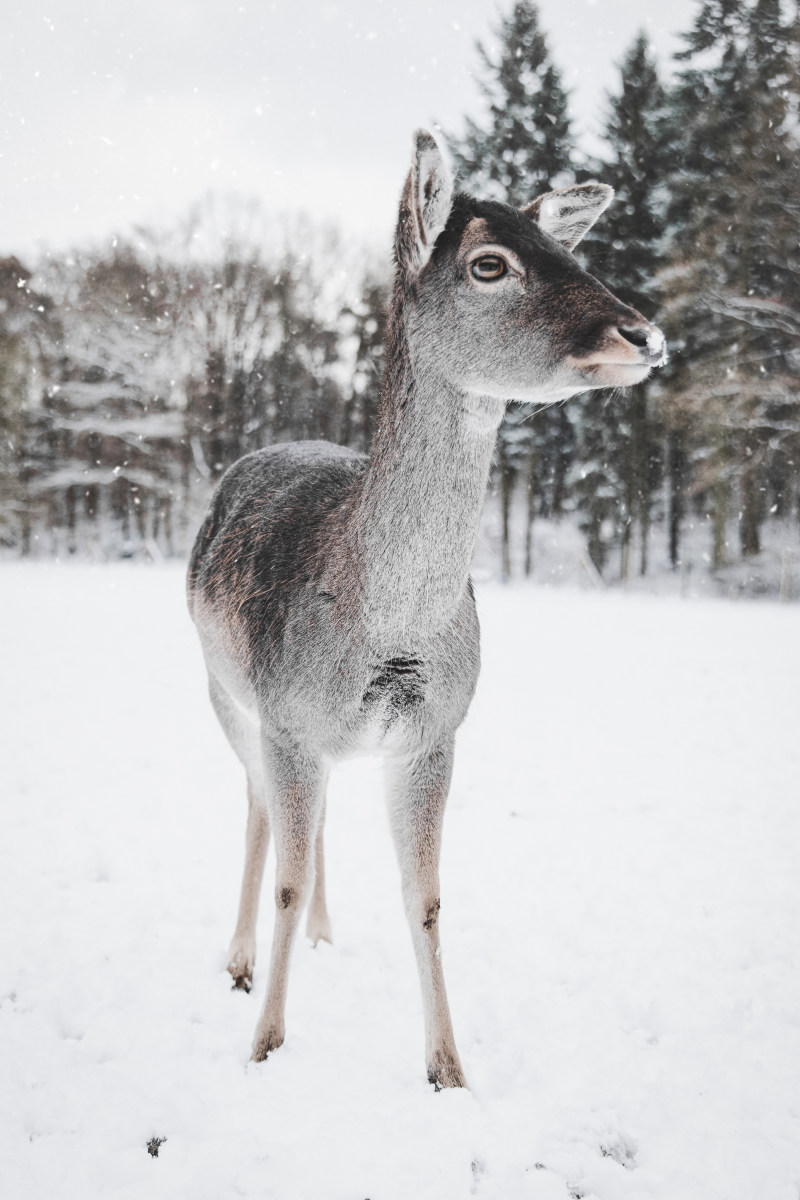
[[1, 0, 798, 595]]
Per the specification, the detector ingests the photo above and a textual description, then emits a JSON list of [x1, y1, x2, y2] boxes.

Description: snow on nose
[[619, 324, 667, 366], [646, 327, 667, 365]]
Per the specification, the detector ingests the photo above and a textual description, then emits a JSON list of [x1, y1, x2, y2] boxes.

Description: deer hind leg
[[251, 738, 326, 1062], [206, 673, 269, 991], [227, 778, 270, 991], [386, 737, 467, 1090], [305, 798, 333, 946]]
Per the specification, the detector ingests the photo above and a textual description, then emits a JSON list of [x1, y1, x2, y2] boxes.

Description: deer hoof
[[306, 910, 333, 947], [227, 942, 255, 991], [251, 1024, 285, 1062], [427, 1050, 468, 1091]]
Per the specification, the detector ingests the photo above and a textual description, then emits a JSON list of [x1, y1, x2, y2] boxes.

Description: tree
[[572, 33, 673, 576], [446, 1, 572, 205], [31, 243, 187, 556], [0, 209, 377, 559], [446, 0, 576, 576], [660, 0, 800, 568], [0, 258, 62, 553], [340, 271, 389, 454]]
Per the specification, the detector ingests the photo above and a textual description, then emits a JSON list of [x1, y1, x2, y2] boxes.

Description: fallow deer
[[187, 129, 665, 1089]]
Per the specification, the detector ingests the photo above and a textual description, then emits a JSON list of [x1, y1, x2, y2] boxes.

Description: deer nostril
[[618, 325, 650, 349]]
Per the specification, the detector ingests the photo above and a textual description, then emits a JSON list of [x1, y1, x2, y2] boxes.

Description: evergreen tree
[[446, 1, 572, 205], [661, 0, 800, 568], [445, 0, 576, 576], [572, 33, 673, 576]]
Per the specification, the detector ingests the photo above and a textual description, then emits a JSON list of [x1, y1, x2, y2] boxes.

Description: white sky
[[3, 0, 696, 259]]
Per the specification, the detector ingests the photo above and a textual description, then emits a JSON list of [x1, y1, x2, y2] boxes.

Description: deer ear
[[396, 129, 454, 277], [523, 183, 614, 250]]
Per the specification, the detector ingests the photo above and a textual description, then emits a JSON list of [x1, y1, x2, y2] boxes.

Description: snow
[[645, 328, 666, 361], [2, 563, 799, 1199]]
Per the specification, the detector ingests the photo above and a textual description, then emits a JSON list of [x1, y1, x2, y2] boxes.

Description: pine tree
[[661, 0, 800, 568], [572, 33, 673, 576], [447, 2, 572, 205], [445, 0, 575, 577]]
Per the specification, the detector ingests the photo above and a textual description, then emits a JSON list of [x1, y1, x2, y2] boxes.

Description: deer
[[186, 129, 666, 1090]]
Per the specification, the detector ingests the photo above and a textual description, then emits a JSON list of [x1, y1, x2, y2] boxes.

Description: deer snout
[[566, 311, 667, 388], [617, 322, 667, 367]]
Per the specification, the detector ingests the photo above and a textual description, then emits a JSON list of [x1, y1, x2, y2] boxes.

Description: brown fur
[[186, 130, 665, 1087]]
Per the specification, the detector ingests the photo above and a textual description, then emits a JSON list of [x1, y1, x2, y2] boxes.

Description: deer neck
[[349, 300, 504, 644]]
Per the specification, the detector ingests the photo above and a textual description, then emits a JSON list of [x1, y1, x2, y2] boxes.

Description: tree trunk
[[551, 407, 571, 518], [523, 443, 537, 577], [66, 485, 77, 554], [667, 430, 686, 569], [500, 447, 514, 583], [620, 524, 631, 581], [739, 438, 763, 558], [712, 480, 728, 571], [639, 500, 651, 577]]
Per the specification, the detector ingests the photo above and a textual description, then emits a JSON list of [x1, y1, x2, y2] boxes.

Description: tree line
[[0, 217, 386, 559], [1, 0, 798, 592], [448, 0, 800, 585]]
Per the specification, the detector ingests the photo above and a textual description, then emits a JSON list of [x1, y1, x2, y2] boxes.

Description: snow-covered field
[[2, 564, 799, 1200]]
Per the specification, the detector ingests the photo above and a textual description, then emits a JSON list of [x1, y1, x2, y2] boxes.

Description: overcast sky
[[4, 0, 696, 259]]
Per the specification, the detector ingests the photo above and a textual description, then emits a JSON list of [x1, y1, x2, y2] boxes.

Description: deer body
[[187, 131, 665, 1088]]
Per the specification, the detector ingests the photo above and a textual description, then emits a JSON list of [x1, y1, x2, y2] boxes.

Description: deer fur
[[187, 129, 665, 1089]]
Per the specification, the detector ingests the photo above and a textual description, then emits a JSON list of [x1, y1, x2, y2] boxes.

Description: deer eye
[[471, 255, 507, 281]]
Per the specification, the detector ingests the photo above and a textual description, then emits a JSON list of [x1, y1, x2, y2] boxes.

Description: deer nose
[[618, 323, 667, 366]]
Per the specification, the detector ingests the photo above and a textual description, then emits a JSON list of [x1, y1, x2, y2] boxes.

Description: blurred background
[[2, 0, 798, 599]]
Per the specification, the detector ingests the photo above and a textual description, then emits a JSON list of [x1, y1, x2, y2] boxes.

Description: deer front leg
[[227, 778, 270, 991], [251, 739, 325, 1062], [387, 737, 467, 1090], [305, 798, 333, 946]]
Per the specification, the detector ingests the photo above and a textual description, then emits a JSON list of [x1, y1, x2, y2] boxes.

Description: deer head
[[395, 129, 666, 404]]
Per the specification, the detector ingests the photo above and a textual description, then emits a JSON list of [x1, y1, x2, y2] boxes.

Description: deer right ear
[[524, 183, 614, 250], [396, 129, 454, 278]]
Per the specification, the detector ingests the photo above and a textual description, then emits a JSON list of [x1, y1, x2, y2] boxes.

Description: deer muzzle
[[567, 318, 667, 387]]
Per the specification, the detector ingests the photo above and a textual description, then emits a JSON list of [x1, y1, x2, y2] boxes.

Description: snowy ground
[[2, 564, 799, 1200]]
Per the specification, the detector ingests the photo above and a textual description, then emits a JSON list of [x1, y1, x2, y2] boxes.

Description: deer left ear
[[523, 183, 614, 250], [396, 129, 454, 277]]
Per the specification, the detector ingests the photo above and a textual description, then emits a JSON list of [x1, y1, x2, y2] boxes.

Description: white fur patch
[[528, 184, 614, 250], [411, 129, 453, 267]]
